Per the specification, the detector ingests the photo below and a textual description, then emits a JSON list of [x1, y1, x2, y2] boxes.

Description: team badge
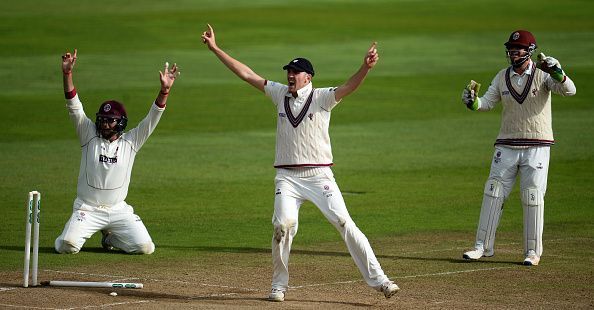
[[103, 104, 112, 112], [512, 32, 520, 40]]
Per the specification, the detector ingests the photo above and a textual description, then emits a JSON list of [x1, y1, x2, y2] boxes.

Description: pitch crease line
[[77, 300, 153, 309], [0, 287, 17, 292], [0, 304, 61, 310], [290, 267, 513, 289]]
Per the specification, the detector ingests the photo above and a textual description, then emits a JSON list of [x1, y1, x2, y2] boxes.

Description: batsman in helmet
[[54, 49, 179, 254], [461, 30, 576, 265]]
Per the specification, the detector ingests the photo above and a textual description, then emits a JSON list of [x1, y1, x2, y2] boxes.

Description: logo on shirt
[[279, 112, 286, 118], [532, 88, 538, 96], [308, 113, 313, 121], [502, 90, 510, 96], [99, 154, 118, 163], [536, 162, 543, 169]]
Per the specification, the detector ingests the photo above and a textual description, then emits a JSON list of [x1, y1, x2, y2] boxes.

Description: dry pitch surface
[[1, 234, 592, 309]]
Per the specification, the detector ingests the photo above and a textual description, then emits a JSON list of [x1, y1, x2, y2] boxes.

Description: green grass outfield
[[1, 0, 593, 305]]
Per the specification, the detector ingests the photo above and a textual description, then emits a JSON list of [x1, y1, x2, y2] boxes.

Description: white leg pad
[[522, 188, 544, 256], [476, 179, 505, 255]]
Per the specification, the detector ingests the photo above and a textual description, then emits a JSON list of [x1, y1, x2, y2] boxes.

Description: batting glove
[[462, 80, 480, 111], [537, 53, 565, 82]]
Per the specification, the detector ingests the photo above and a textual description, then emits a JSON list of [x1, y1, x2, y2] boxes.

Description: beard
[[100, 128, 119, 140]]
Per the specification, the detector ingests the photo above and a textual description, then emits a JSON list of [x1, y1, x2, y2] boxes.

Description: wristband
[[65, 88, 77, 99]]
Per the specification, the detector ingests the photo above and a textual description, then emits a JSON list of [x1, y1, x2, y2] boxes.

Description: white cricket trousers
[[475, 146, 549, 256], [55, 198, 155, 254], [271, 167, 389, 291]]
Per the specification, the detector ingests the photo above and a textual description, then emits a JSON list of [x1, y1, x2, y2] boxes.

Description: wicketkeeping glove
[[462, 80, 481, 111], [537, 53, 565, 82]]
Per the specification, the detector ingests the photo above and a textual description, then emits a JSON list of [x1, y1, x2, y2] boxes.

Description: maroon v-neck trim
[[505, 63, 535, 104], [284, 89, 315, 128]]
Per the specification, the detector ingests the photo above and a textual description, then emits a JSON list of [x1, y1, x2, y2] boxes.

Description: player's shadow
[[42, 286, 376, 307], [121, 289, 376, 307], [160, 245, 496, 264], [0, 245, 57, 254]]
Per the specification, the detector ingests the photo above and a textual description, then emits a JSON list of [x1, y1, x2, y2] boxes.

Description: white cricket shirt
[[66, 95, 165, 207]]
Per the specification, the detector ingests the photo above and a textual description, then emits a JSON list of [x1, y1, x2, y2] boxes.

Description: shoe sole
[[268, 297, 284, 302], [523, 261, 538, 266], [463, 253, 494, 260], [384, 288, 400, 299], [268, 292, 285, 302]]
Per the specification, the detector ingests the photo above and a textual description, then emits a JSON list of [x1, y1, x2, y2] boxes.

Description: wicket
[[24, 191, 41, 287]]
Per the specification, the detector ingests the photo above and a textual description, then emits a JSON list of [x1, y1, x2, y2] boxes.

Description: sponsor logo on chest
[[99, 154, 118, 163], [99, 145, 119, 164]]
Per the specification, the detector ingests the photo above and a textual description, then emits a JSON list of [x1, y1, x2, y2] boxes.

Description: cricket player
[[201, 24, 399, 302], [461, 30, 576, 265], [54, 49, 179, 254]]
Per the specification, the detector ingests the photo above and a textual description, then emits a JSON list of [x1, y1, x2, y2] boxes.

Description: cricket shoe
[[268, 288, 285, 302], [380, 281, 400, 299], [523, 250, 540, 266], [463, 246, 494, 260], [101, 230, 115, 251]]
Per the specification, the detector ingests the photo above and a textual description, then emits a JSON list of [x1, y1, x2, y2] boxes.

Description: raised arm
[[62, 49, 77, 97], [334, 42, 379, 101], [201, 24, 265, 92], [155, 62, 180, 107]]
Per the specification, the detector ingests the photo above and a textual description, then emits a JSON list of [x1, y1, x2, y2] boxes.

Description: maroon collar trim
[[505, 63, 536, 104], [284, 89, 315, 128]]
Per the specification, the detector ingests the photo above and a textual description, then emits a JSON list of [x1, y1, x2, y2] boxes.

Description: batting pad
[[476, 179, 505, 254], [522, 188, 544, 256]]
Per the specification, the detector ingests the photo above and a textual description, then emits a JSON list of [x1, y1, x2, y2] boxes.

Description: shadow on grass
[[1, 244, 520, 264], [158, 245, 519, 264], [1, 246, 57, 254], [32, 286, 375, 307], [0, 245, 129, 255]]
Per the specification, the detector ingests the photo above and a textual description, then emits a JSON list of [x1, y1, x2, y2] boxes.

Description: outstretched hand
[[159, 62, 180, 91], [364, 42, 379, 69], [62, 49, 77, 74], [201, 24, 217, 51]]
